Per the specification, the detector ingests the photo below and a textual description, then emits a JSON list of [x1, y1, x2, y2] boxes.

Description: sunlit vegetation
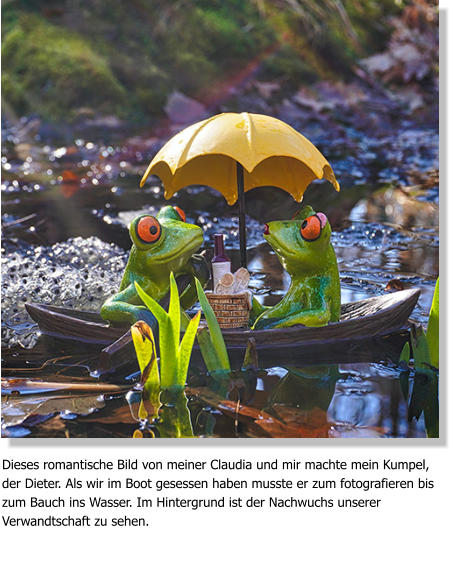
[[2, 0, 408, 122], [130, 272, 200, 437], [426, 277, 439, 369], [399, 278, 439, 438], [195, 278, 259, 402]]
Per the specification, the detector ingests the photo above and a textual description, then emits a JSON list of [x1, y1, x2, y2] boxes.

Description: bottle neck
[[212, 234, 230, 262]]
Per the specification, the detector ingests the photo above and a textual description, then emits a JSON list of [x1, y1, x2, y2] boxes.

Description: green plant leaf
[[399, 341, 410, 367], [195, 278, 230, 371], [168, 272, 181, 347], [158, 314, 177, 389], [130, 321, 160, 416], [196, 326, 223, 373], [158, 388, 194, 438], [135, 281, 176, 389], [426, 277, 439, 368], [411, 325, 432, 374], [135, 281, 168, 326], [130, 321, 157, 377], [181, 310, 190, 331], [138, 400, 148, 420], [177, 311, 201, 387], [242, 337, 258, 370]]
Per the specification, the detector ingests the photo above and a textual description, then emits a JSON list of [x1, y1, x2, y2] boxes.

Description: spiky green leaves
[[426, 278, 439, 369], [134, 272, 201, 390], [195, 278, 231, 372]]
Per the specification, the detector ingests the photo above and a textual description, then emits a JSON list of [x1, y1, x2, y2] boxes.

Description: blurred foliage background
[[2, 0, 435, 125]]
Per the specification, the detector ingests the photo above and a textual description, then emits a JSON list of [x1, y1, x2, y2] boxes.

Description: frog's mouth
[[264, 233, 298, 258], [152, 233, 203, 264]]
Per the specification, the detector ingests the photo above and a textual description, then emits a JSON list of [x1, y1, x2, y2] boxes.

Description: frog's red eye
[[136, 216, 161, 244], [174, 206, 186, 222], [300, 215, 322, 241]]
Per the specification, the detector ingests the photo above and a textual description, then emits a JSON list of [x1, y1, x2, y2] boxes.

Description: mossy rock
[[2, 14, 127, 121]]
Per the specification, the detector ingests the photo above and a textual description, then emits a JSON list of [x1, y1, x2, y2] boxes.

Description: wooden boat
[[26, 288, 420, 350]]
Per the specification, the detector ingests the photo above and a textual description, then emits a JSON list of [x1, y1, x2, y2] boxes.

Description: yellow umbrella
[[140, 112, 339, 267]]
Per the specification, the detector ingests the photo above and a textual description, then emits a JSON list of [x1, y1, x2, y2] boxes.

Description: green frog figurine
[[101, 205, 208, 326], [252, 206, 340, 330]]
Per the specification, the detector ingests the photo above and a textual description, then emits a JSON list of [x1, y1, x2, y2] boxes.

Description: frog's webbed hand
[[190, 253, 210, 286], [253, 276, 334, 330], [100, 284, 157, 329], [179, 253, 210, 310]]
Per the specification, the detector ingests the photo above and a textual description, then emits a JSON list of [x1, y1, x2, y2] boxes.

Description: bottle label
[[212, 262, 232, 290]]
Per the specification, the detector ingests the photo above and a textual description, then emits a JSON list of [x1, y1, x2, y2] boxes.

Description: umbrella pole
[[236, 162, 247, 268]]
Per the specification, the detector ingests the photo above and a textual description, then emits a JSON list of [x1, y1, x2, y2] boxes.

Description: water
[[1, 100, 439, 437]]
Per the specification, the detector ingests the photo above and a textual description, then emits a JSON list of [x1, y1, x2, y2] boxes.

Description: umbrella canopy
[[140, 112, 339, 266]]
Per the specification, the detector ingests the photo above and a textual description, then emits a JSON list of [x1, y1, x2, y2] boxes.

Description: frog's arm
[[179, 253, 210, 310], [100, 283, 157, 328], [252, 278, 333, 330]]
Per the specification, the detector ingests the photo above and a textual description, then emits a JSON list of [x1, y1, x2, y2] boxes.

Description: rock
[[361, 52, 395, 75], [164, 91, 208, 125], [84, 115, 124, 129], [292, 88, 333, 113], [253, 81, 281, 99]]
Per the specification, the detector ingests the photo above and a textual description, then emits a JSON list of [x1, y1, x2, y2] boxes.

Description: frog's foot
[[282, 307, 331, 328], [253, 307, 331, 330]]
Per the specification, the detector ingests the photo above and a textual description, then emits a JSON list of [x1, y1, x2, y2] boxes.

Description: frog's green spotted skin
[[101, 206, 207, 326], [252, 206, 340, 330]]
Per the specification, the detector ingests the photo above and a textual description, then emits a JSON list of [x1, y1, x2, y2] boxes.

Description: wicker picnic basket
[[206, 292, 251, 329]]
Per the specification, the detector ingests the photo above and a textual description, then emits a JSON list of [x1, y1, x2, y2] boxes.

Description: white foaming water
[[2, 237, 127, 348]]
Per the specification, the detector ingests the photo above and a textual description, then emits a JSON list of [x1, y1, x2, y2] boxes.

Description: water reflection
[[1, 355, 438, 438], [185, 359, 438, 439], [350, 187, 438, 230], [126, 387, 193, 438], [266, 365, 338, 413], [399, 359, 439, 439], [256, 363, 403, 438], [326, 365, 408, 438]]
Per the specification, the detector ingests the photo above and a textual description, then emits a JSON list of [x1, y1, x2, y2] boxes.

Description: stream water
[[1, 92, 439, 438]]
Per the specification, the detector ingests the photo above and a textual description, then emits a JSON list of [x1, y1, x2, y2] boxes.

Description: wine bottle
[[211, 234, 231, 290]]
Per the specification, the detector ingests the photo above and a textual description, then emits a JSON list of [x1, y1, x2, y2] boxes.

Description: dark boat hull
[[26, 288, 420, 349]]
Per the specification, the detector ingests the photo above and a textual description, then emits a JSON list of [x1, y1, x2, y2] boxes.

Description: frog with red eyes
[[100, 206, 208, 326], [251, 205, 340, 330]]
